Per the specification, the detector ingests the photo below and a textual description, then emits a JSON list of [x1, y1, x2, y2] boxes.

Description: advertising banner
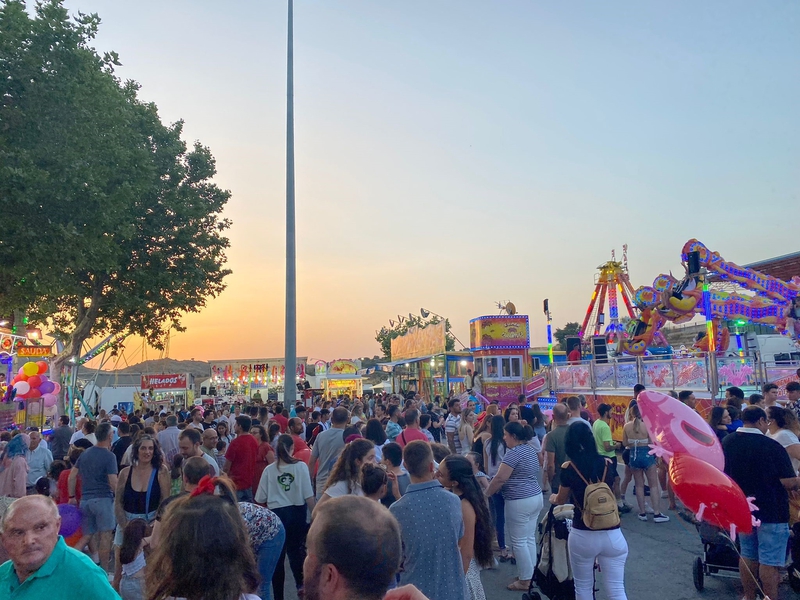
[[209, 358, 308, 386], [141, 374, 187, 390], [391, 322, 446, 361], [470, 315, 530, 351]]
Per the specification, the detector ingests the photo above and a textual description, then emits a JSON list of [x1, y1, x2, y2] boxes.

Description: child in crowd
[[215, 439, 227, 470], [466, 451, 489, 493], [118, 518, 148, 600], [361, 463, 390, 502], [170, 455, 184, 496]]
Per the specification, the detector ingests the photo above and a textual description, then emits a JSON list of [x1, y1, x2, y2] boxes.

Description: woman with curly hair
[[314, 438, 376, 510], [437, 454, 494, 600], [112, 434, 170, 590]]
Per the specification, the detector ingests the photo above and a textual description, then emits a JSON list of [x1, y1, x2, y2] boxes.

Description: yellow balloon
[[22, 362, 39, 376]]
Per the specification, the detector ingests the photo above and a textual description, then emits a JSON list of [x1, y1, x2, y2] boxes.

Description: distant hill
[[85, 358, 211, 379]]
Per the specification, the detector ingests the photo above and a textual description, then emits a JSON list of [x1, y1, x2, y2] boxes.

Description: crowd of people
[[0, 379, 799, 599]]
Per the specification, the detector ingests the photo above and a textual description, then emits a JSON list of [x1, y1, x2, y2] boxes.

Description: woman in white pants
[[550, 422, 628, 600], [484, 421, 543, 592]]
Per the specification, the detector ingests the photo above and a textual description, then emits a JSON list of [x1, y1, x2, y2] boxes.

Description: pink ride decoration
[[636, 389, 724, 471]]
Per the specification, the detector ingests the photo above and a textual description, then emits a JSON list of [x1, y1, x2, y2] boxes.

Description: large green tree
[[0, 1, 232, 372]]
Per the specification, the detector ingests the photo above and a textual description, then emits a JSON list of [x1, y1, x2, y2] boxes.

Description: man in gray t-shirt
[[309, 407, 348, 499], [68, 422, 118, 574]]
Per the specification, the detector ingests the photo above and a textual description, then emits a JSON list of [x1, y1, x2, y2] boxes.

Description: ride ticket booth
[[469, 314, 530, 407]]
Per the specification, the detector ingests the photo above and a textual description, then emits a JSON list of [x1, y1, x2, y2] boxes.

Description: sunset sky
[[61, 0, 800, 367]]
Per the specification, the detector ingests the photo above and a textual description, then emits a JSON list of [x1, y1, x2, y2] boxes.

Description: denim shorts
[[629, 447, 655, 470], [739, 523, 790, 567], [80, 497, 116, 534]]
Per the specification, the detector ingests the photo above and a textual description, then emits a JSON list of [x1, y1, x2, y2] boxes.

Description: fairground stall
[[208, 357, 308, 404], [318, 359, 362, 400], [378, 322, 474, 401], [140, 373, 193, 412], [470, 314, 531, 406]]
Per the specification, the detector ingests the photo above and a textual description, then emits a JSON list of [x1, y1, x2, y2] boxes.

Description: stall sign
[[391, 322, 446, 361], [470, 315, 530, 351], [327, 360, 359, 375], [17, 345, 53, 358], [141, 374, 187, 390]]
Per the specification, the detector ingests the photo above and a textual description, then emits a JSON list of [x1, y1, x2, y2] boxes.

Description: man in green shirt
[[593, 403, 630, 513], [0, 496, 119, 599]]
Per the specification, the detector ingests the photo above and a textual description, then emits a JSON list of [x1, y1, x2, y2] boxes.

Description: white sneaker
[[653, 513, 670, 523]]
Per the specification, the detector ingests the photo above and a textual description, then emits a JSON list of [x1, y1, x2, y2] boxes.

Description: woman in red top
[[57, 447, 85, 504], [250, 425, 275, 496]]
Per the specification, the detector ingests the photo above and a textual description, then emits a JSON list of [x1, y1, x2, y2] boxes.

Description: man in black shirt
[[111, 422, 132, 469], [723, 406, 800, 600]]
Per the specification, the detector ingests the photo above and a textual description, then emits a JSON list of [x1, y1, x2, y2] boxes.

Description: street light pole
[[284, 0, 297, 406]]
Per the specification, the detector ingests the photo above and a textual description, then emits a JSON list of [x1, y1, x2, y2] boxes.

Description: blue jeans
[[739, 522, 790, 568], [257, 524, 286, 600], [490, 492, 506, 550]]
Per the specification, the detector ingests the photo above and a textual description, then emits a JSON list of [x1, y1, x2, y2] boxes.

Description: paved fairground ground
[[285, 465, 796, 600]]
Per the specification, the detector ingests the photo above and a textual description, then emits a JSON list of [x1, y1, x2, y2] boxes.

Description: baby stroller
[[692, 521, 740, 591], [524, 504, 576, 600]]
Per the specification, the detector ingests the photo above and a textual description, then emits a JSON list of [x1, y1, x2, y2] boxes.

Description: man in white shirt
[[26, 429, 53, 493], [178, 428, 220, 476], [227, 405, 241, 430], [188, 408, 205, 430]]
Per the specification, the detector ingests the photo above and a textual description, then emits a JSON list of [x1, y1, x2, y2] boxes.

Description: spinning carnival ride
[[622, 240, 800, 356], [579, 246, 638, 345]]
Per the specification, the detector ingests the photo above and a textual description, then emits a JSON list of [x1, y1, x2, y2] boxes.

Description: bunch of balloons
[[9, 361, 60, 408], [637, 390, 755, 538]]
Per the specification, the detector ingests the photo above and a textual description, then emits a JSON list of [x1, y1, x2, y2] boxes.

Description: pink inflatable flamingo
[[636, 390, 725, 471]]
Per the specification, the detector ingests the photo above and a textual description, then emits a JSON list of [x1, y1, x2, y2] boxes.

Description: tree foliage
[[0, 1, 232, 370], [375, 315, 456, 360], [554, 322, 581, 351]]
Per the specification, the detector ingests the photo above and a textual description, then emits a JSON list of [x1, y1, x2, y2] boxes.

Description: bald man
[[545, 403, 571, 491], [304, 496, 402, 600], [0, 495, 119, 598]]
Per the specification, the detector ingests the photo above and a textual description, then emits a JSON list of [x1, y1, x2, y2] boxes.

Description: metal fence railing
[[547, 355, 799, 399]]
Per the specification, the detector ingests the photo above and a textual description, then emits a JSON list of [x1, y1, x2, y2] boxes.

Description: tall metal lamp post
[[284, 0, 297, 406]]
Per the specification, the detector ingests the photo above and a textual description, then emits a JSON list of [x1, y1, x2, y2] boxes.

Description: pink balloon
[[52, 382, 61, 394], [42, 393, 57, 408], [637, 390, 724, 471], [13, 381, 30, 395]]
